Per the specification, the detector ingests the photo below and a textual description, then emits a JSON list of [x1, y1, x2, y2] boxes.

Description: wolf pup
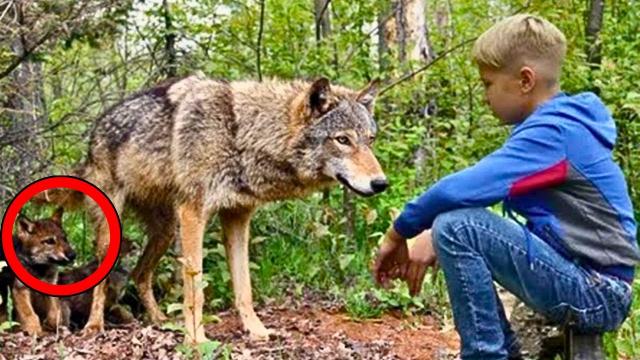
[[38, 75, 387, 343], [0, 207, 76, 336], [56, 236, 135, 330]]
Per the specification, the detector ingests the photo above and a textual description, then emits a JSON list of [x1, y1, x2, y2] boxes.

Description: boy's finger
[[374, 262, 393, 285], [411, 265, 427, 296], [391, 264, 403, 278], [372, 255, 387, 282], [379, 273, 393, 289], [407, 263, 419, 295]]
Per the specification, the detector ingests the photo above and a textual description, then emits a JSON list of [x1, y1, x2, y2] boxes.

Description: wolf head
[[291, 78, 388, 197], [15, 207, 76, 266]]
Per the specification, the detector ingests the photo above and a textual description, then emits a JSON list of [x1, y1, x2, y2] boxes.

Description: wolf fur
[[40, 74, 387, 343]]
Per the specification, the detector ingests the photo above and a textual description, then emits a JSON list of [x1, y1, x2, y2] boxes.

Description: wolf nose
[[370, 179, 389, 193], [67, 251, 76, 262]]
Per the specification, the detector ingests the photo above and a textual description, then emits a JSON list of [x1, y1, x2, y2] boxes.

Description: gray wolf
[[0, 207, 76, 335], [40, 74, 387, 343]]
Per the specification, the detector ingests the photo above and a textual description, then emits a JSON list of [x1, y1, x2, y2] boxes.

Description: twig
[[341, 3, 400, 67], [0, 29, 54, 79], [256, 0, 265, 81], [379, 37, 477, 96], [315, 0, 331, 37]]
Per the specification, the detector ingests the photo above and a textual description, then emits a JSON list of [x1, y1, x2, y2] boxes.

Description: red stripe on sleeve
[[509, 159, 568, 196]]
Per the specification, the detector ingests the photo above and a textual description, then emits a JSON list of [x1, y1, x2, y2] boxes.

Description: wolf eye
[[336, 136, 351, 146], [42, 237, 56, 245]]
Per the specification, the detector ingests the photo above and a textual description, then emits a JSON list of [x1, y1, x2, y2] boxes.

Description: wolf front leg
[[220, 207, 272, 341], [178, 201, 209, 344], [83, 190, 124, 336], [12, 285, 43, 336]]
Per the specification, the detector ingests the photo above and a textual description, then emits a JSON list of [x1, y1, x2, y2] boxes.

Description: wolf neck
[[231, 80, 320, 186]]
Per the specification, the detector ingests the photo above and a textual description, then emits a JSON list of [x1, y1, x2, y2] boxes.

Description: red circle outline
[[1, 176, 121, 297]]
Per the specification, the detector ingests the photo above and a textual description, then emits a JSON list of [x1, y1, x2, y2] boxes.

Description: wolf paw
[[23, 323, 44, 337], [148, 309, 168, 324], [247, 324, 274, 341], [81, 321, 104, 337]]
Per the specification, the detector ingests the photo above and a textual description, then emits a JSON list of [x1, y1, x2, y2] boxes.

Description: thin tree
[[257, 0, 266, 81], [585, 0, 604, 68], [162, 0, 177, 77]]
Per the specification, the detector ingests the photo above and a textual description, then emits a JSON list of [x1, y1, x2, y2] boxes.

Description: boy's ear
[[51, 207, 64, 225], [17, 215, 35, 236], [519, 66, 536, 94], [356, 78, 380, 113], [306, 77, 335, 118]]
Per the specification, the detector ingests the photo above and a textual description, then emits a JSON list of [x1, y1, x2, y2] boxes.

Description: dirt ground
[[0, 302, 459, 360]]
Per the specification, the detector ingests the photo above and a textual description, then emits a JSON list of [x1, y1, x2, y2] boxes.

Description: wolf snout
[[370, 178, 389, 193], [55, 249, 76, 264], [67, 250, 77, 262]]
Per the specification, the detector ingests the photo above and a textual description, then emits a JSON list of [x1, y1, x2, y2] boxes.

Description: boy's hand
[[405, 229, 437, 296], [373, 227, 409, 288]]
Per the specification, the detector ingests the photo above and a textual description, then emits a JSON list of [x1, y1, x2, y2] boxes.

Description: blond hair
[[472, 14, 567, 83]]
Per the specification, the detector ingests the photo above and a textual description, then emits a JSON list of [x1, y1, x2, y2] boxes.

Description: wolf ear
[[51, 207, 64, 225], [17, 215, 35, 236], [307, 77, 333, 118], [356, 79, 380, 113]]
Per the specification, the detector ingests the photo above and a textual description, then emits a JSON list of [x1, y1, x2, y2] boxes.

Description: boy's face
[[479, 65, 530, 125]]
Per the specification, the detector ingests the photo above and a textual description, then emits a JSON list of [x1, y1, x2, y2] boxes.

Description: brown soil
[[0, 304, 459, 360]]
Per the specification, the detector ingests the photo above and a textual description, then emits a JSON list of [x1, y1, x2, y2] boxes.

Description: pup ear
[[356, 78, 380, 113], [51, 207, 64, 225], [307, 77, 334, 117], [17, 215, 35, 236]]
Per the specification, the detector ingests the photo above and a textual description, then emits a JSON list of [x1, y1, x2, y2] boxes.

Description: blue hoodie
[[394, 92, 640, 282]]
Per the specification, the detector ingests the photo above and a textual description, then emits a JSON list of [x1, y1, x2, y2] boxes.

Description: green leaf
[[166, 303, 183, 314]]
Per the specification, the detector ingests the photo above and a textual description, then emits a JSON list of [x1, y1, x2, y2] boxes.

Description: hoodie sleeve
[[393, 121, 567, 239]]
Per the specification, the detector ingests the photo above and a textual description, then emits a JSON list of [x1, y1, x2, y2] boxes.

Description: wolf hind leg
[[132, 205, 176, 324]]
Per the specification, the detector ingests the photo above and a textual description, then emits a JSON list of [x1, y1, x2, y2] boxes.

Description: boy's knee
[[432, 208, 489, 249]]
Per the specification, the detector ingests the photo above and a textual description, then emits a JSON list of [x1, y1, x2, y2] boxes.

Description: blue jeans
[[432, 208, 633, 360]]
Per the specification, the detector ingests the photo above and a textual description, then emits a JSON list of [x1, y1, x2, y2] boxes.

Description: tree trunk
[[0, 2, 48, 206], [314, 0, 331, 43], [381, 0, 434, 68], [405, 0, 434, 62], [585, 0, 604, 68], [257, 0, 265, 81], [162, 0, 177, 77], [378, 9, 390, 72], [395, 0, 407, 63]]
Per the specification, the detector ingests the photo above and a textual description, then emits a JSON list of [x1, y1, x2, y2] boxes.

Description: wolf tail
[[31, 164, 88, 210]]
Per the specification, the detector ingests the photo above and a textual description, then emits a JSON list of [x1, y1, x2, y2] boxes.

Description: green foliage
[[176, 340, 231, 360]]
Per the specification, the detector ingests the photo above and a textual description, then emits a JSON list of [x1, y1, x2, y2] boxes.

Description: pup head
[[15, 207, 76, 266]]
